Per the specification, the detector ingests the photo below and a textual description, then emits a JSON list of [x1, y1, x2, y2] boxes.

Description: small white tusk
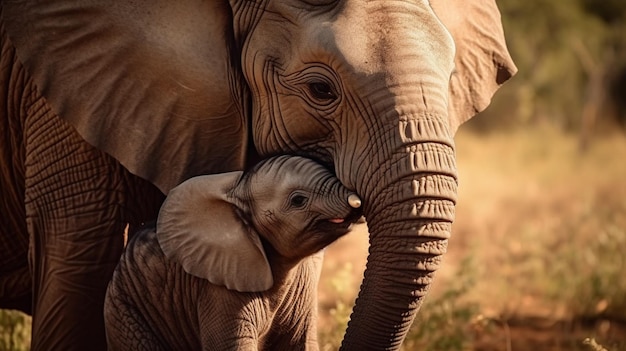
[[348, 194, 362, 209]]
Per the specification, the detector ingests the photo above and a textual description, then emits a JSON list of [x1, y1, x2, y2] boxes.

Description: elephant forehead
[[327, 0, 455, 76], [253, 156, 330, 182]]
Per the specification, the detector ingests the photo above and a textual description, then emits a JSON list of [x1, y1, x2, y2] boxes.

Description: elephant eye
[[308, 81, 337, 101], [289, 194, 308, 209], [301, 0, 338, 7]]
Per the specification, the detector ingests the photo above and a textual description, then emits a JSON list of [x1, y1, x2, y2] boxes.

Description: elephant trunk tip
[[348, 194, 362, 209]]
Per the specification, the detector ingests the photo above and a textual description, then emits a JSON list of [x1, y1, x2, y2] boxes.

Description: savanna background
[[2, 1, 625, 350]]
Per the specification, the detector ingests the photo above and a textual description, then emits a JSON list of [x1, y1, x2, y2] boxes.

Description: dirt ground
[[317, 127, 626, 350]]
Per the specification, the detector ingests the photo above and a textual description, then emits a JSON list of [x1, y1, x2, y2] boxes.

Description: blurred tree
[[468, 0, 626, 141], [580, 0, 626, 24]]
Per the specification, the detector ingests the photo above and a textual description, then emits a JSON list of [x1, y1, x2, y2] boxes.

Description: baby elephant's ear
[[156, 172, 273, 292]]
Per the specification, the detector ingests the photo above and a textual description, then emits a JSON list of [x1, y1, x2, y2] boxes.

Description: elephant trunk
[[341, 113, 458, 350]]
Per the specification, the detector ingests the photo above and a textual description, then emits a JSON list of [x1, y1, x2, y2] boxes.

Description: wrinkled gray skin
[[104, 156, 361, 351], [0, 1, 516, 350]]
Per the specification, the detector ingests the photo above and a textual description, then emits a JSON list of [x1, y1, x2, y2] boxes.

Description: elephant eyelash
[[308, 81, 337, 101], [300, 0, 339, 8], [281, 67, 342, 113], [288, 193, 309, 209]]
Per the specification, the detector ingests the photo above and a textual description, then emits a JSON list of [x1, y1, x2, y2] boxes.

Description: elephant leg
[[0, 35, 30, 314], [266, 254, 323, 351], [0, 113, 30, 313], [23, 95, 163, 350], [0, 156, 30, 315]]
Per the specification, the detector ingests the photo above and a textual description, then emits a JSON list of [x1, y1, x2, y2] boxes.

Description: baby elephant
[[104, 155, 362, 351]]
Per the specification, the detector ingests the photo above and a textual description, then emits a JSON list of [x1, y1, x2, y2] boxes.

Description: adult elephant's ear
[[430, 0, 518, 133], [1, 0, 248, 193], [156, 172, 274, 292]]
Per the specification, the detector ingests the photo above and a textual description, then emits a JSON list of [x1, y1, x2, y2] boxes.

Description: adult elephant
[[0, 0, 516, 350]]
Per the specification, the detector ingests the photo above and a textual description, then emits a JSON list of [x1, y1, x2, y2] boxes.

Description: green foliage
[[542, 199, 626, 321], [579, 0, 626, 24], [319, 262, 355, 351], [471, 0, 626, 133], [0, 310, 31, 351], [319, 300, 351, 351]]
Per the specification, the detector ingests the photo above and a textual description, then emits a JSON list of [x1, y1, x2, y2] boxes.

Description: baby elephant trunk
[[322, 178, 363, 224]]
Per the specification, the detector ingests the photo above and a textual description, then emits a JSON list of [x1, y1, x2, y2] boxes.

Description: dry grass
[[0, 310, 30, 351]]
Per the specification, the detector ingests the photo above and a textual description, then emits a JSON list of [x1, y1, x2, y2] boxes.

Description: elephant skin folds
[[0, 17, 165, 349], [0, 19, 30, 314], [105, 229, 321, 350], [1, 0, 249, 194]]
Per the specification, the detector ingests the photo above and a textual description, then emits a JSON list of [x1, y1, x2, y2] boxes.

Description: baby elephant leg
[[198, 311, 261, 351]]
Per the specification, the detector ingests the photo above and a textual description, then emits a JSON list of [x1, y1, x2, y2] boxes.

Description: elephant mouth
[[313, 209, 363, 238]]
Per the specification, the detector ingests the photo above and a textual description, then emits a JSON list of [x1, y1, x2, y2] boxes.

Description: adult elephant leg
[[0, 111, 31, 312], [23, 90, 164, 350], [0, 38, 30, 313]]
